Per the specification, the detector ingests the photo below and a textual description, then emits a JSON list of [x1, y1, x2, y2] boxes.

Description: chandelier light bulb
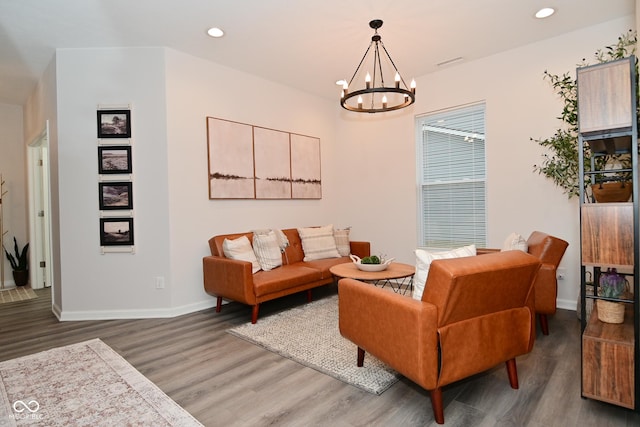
[[365, 73, 371, 89], [357, 95, 363, 109]]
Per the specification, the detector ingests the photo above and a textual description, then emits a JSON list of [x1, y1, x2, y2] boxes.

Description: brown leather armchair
[[338, 251, 541, 424], [478, 231, 569, 335]]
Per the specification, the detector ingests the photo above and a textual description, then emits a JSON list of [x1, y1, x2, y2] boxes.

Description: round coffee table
[[330, 262, 415, 295]]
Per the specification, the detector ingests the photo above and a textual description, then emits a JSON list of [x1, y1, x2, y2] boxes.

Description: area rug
[[228, 295, 400, 395], [0, 287, 37, 305], [0, 338, 202, 426]]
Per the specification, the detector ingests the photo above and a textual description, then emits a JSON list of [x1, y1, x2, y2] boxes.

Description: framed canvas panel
[[207, 117, 255, 199], [98, 146, 132, 174], [254, 127, 291, 199], [291, 134, 322, 199], [100, 218, 134, 246], [99, 181, 133, 210], [97, 109, 131, 138]]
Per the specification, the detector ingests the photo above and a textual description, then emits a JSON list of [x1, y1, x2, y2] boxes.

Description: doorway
[[27, 123, 53, 291]]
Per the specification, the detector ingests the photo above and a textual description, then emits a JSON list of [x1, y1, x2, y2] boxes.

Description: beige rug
[[228, 294, 400, 395], [0, 339, 202, 426], [0, 287, 37, 305]]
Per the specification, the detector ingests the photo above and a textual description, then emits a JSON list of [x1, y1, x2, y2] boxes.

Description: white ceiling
[[0, 0, 634, 106]]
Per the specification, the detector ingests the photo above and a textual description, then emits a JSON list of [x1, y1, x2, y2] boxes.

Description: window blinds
[[417, 103, 487, 249]]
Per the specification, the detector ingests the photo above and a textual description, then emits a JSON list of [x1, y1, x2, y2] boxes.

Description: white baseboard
[[557, 297, 577, 312], [57, 299, 218, 321]]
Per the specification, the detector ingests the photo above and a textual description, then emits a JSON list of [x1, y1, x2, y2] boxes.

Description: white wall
[[53, 47, 173, 318], [0, 102, 26, 287], [334, 16, 635, 310], [164, 49, 339, 308]]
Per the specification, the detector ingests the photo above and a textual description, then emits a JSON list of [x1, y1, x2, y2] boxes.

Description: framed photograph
[[99, 181, 133, 210], [98, 146, 132, 174], [97, 109, 131, 138], [100, 218, 134, 246]]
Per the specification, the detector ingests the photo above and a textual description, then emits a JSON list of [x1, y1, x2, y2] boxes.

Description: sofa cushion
[[252, 264, 323, 297], [300, 256, 351, 279], [334, 227, 351, 256], [252, 230, 283, 271], [502, 232, 528, 252], [298, 224, 341, 261], [223, 235, 261, 274], [413, 244, 476, 301]]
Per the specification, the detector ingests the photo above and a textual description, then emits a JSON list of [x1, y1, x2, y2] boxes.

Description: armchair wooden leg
[[307, 289, 313, 302], [251, 304, 260, 324], [216, 297, 223, 313], [357, 347, 365, 367], [506, 358, 519, 389], [539, 313, 549, 335], [430, 388, 445, 424]]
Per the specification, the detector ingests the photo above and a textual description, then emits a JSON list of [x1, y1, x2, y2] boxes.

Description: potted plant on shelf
[[531, 30, 637, 201], [3, 237, 29, 287], [597, 268, 628, 324]]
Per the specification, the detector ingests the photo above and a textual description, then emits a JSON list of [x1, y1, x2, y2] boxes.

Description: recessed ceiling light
[[535, 7, 555, 19], [207, 27, 225, 38], [336, 79, 347, 86]]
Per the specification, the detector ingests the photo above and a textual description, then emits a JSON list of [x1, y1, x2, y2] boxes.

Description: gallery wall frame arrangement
[[97, 105, 134, 254], [206, 117, 322, 200]]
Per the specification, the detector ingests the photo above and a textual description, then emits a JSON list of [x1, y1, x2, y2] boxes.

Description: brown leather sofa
[[203, 228, 370, 323], [338, 250, 541, 424], [478, 231, 568, 335]]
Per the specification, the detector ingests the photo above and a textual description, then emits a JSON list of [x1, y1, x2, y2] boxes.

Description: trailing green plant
[[3, 237, 29, 271], [531, 30, 638, 199]]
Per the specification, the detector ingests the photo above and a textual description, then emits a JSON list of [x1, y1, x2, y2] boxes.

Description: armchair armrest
[[349, 241, 370, 258], [338, 278, 439, 390], [203, 256, 257, 305]]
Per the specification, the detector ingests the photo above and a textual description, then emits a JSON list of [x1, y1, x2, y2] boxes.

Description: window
[[417, 103, 486, 249]]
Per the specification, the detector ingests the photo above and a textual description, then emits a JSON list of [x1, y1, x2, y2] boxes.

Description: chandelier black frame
[[340, 19, 415, 113]]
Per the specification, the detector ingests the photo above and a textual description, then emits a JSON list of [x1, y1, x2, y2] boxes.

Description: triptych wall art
[[206, 117, 322, 199], [97, 107, 134, 252]]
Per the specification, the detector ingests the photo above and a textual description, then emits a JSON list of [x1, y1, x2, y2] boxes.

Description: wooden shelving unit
[[578, 55, 639, 411]]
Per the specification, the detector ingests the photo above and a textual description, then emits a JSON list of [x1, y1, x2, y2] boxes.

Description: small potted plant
[[597, 268, 628, 323], [3, 237, 29, 287]]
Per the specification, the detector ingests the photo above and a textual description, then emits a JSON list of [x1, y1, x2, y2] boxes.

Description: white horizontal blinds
[[419, 103, 487, 249]]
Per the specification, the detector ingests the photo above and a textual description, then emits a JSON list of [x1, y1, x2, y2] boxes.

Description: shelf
[[582, 304, 635, 409], [581, 203, 634, 267], [584, 134, 632, 154]]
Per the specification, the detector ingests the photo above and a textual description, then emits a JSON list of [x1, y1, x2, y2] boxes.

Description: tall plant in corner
[[531, 30, 638, 198]]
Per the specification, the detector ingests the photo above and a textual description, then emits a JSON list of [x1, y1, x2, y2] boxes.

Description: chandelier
[[340, 19, 416, 113]]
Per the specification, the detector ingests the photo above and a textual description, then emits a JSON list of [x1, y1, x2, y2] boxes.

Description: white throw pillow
[[298, 224, 341, 261], [501, 232, 528, 253], [334, 227, 351, 257], [412, 244, 477, 301], [222, 235, 261, 274], [253, 230, 283, 271]]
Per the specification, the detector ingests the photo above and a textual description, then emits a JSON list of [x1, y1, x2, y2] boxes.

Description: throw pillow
[[412, 244, 477, 301], [334, 227, 351, 256], [253, 230, 283, 271], [222, 235, 261, 274], [501, 232, 528, 252], [298, 224, 341, 261]]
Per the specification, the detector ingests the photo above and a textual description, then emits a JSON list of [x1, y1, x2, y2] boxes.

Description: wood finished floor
[[1, 285, 639, 426]]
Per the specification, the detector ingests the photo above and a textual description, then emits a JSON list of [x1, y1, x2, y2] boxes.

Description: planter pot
[[12, 270, 28, 287], [597, 299, 625, 324], [591, 182, 632, 203]]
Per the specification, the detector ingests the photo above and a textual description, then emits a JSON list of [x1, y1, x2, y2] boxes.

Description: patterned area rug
[[0, 339, 202, 426], [0, 287, 37, 305], [228, 295, 400, 395]]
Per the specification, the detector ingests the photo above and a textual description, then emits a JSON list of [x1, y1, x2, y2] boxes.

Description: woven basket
[[597, 299, 625, 324]]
